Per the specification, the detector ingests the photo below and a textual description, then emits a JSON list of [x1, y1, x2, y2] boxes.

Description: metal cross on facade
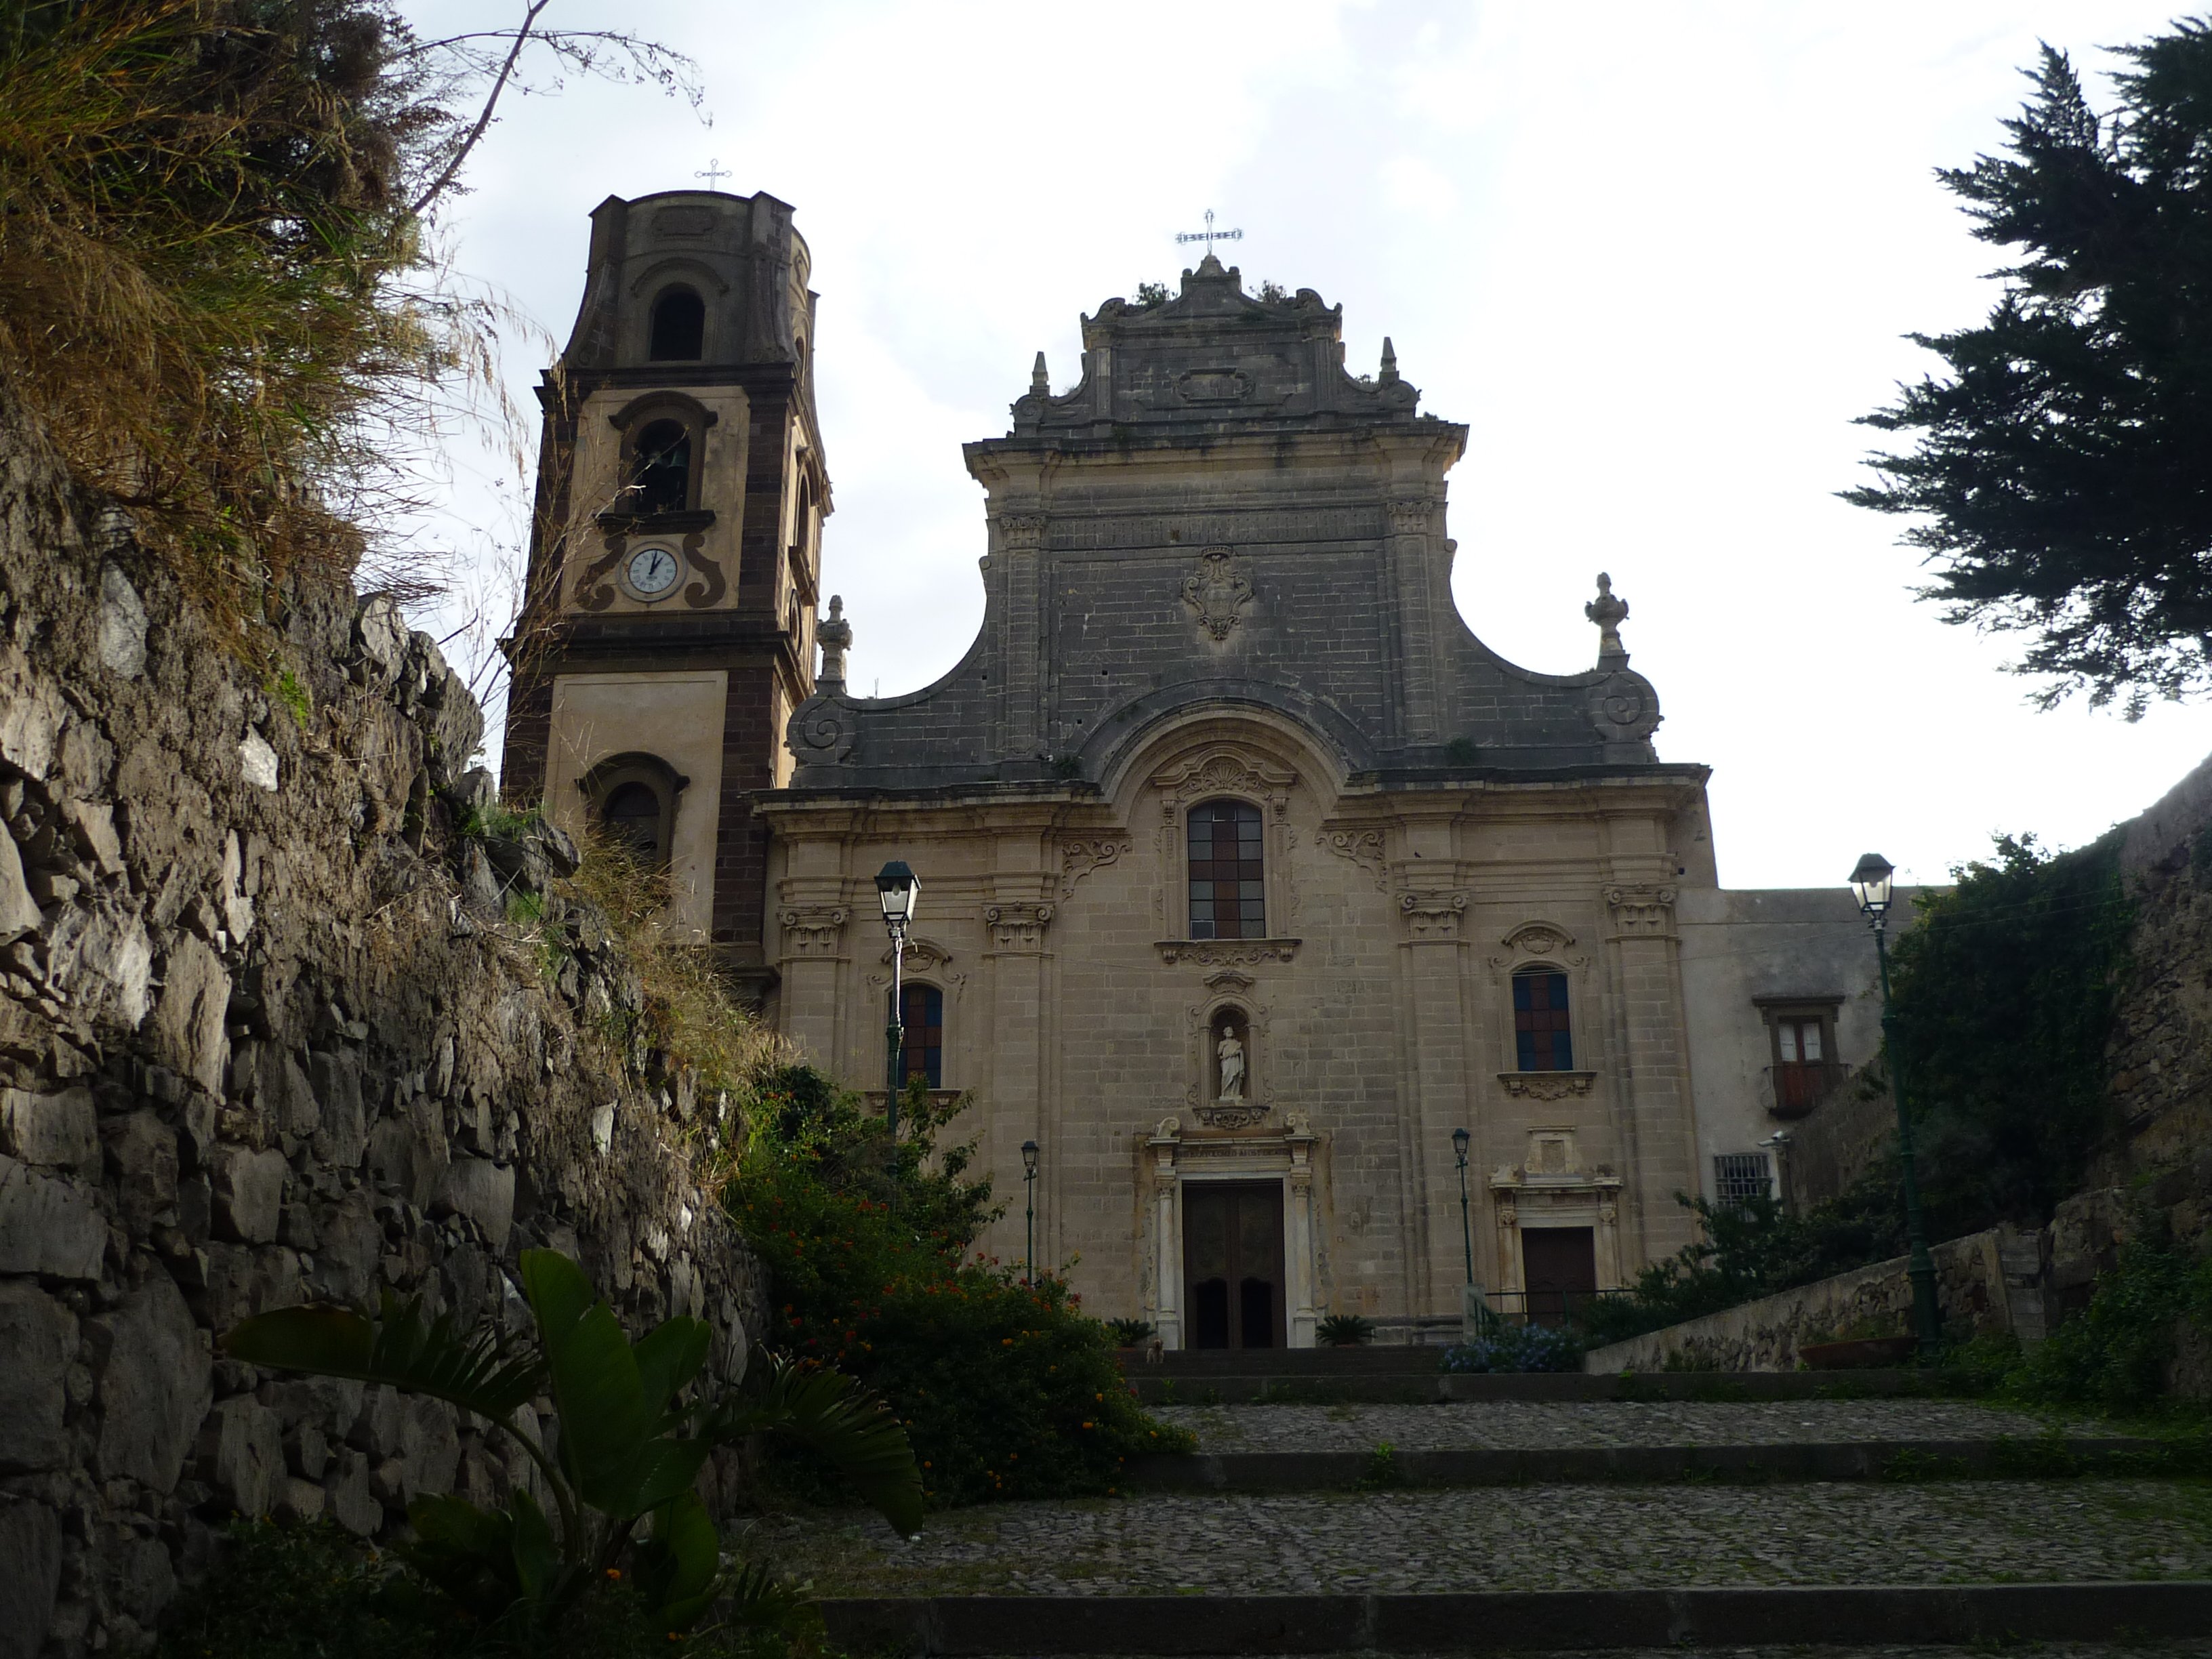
[[695, 158, 731, 188], [1175, 208, 1243, 254]]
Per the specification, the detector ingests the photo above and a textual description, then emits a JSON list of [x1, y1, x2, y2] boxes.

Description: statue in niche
[[1216, 1028, 1246, 1102]]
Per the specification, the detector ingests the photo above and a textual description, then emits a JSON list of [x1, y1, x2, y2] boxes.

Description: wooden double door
[[1184, 1181, 1286, 1349]]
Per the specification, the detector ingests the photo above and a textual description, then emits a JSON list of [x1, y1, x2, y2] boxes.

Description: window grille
[[1187, 800, 1264, 939], [1713, 1152, 1774, 1209], [1512, 970, 1573, 1071], [897, 984, 943, 1088]]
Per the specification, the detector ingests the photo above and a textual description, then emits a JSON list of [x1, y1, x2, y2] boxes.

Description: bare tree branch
[[408, 0, 552, 218]]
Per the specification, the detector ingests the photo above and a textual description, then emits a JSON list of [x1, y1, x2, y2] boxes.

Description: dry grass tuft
[[563, 829, 789, 1102]]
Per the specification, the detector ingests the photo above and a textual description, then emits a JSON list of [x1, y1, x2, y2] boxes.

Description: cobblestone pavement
[[1151, 1400, 2093, 1452], [958, 1651, 2212, 1659], [748, 1481, 2212, 1596]]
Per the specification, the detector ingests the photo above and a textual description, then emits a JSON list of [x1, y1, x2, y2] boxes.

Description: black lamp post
[[1021, 1139, 1040, 1286], [1451, 1127, 1474, 1287], [875, 861, 918, 1162], [1850, 852, 1942, 1366]]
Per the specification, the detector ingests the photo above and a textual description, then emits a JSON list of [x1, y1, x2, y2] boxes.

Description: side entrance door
[[1183, 1181, 1286, 1349], [1521, 1226, 1598, 1326]]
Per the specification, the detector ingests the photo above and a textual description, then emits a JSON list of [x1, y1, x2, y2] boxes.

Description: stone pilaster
[[994, 513, 1047, 758], [1601, 880, 1699, 1263], [1385, 498, 1442, 743], [1395, 887, 1471, 1322]]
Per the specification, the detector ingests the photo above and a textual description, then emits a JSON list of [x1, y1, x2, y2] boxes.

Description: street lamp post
[[1849, 852, 1942, 1366], [1451, 1127, 1474, 1286], [1021, 1140, 1040, 1286], [875, 861, 919, 1169]]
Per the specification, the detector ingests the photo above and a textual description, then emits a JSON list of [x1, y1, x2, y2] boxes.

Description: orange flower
[[605, 1568, 623, 1581]]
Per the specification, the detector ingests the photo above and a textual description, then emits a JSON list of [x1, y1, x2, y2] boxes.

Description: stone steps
[[1123, 1435, 2163, 1490], [1128, 1369, 1927, 1405], [820, 1583, 2212, 1654]]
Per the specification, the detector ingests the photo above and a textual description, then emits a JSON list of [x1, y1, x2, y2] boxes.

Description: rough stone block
[[211, 1144, 287, 1243], [91, 1269, 210, 1488], [0, 1497, 62, 1659], [194, 1240, 300, 1334], [200, 1395, 283, 1518], [152, 935, 229, 1094], [98, 1525, 176, 1629], [0, 825, 39, 943], [0, 1153, 106, 1279], [102, 1110, 178, 1231], [325, 1448, 382, 1537], [0, 1086, 98, 1172], [308, 1188, 381, 1308], [271, 1476, 325, 1526], [435, 1158, 515, 1250], [309, 1048, 367, 1168], [398, 1395, 460, 1503], [0, 1280, 76, 1472]]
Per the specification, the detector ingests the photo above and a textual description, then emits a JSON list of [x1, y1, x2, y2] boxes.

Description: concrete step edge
[[820, 1581, 2212, 1654], [1133, 1370, 1931, 1403], [1123, 1436, 2166, 1490]]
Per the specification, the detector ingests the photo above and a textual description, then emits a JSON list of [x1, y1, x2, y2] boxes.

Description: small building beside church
[[505, 187, 1898, 1346]]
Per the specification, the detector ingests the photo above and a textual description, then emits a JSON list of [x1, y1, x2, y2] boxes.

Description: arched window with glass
[[896, 983, 943, 1088], [1187, 800, 1264, 939], [648, 285, 705, 361], [1511, 969, 1574, 1071]]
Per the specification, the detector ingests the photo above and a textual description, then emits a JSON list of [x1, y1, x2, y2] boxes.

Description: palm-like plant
[[223, 1248, 921, 1637]]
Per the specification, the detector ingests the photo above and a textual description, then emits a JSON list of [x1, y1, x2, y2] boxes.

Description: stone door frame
[[1144, 1115, 1319, 1349]]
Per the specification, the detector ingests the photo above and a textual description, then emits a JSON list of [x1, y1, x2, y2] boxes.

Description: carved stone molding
[[1386, 499, 1434, 534], [1500, 919, 1576, 957], [880, 935, 955, 972], [778, 905, 848, 958], [1195, 1102, 1269, 1130], [1202, 969, 1256, 993], [1605, 884, 1678, 938], [983, 902, 1054, 951], [1155, 938, 1300, 966], [1497, 1070, 1598, 1101], [1315, 827, 1387, 893], [786, 693, 855, 766], [1179, 546, 1253, 642], [1059, 836, 1132, 898], [1398, 890, 1469, 941], [1152, 747, 1296, 820], [998, 512, 1048, 549]]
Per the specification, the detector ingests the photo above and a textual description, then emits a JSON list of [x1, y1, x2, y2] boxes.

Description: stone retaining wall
[[1580, 1226, 2043, 1374], [0, 384, 765, 1657]]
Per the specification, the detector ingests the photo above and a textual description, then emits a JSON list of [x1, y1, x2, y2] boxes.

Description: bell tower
[[501, 187, 827, 1000]]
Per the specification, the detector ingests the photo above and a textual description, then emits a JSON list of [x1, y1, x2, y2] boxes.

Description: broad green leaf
[[632, 1317, 711, 1416], [224, 1296, 546, 1424], [593, 1432, 712, 1522], [633, 1490, 721, 1631], [508, 1488, 562, 1604], [718, 1556, 808, 1631], [519, 1248, 595, 1349], [540, 1296, 660, 1513], [398, 1494, 521, 1619], [714, 1357, 923, 1536]]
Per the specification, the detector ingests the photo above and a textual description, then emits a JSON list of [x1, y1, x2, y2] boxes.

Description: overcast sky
[[407, 0, 2212, 891]]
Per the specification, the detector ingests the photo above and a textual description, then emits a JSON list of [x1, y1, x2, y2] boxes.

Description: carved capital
[[1386, 499, 1433, 534], [1315, 827, 1387, 893], [1497, 1070, 1598, 1101], [1059, 836, 1132, 898], [1153, 747, 1296, 819], [1605, 884, 1678, 939], [778, 905, 849, 958], [1398, 890, 1469, 940], [983, 902, 1055, 951]]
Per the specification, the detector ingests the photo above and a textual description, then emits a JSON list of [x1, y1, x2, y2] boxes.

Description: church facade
[[505, 188, 1893, 1346]]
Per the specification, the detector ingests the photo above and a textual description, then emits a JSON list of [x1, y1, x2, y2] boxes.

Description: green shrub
[[1441, 1324, 1583, 1373], [2009, 1217, 2212, 1410], [1106, 1317, 1155, 1347], [154, 1521, 822, 1659], [1317, 1313, 1374, 1347], [724, 1069, 1192, 1507]]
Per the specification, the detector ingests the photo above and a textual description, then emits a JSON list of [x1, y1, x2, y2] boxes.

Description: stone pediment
[[1010, 255, 1420, 435]]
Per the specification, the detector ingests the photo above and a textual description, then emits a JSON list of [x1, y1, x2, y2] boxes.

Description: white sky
[[407, 0, 2212, 891]]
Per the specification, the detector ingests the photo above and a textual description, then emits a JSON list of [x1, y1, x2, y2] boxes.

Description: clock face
[[624, 544, 680, 600]]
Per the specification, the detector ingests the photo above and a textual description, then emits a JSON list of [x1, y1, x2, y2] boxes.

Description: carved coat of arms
[[1181, 547, 1252, 641]]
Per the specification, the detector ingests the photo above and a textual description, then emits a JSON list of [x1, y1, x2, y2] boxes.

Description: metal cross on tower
[[695, 158, 731, 188], [1175, 208, 1243, 254]]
